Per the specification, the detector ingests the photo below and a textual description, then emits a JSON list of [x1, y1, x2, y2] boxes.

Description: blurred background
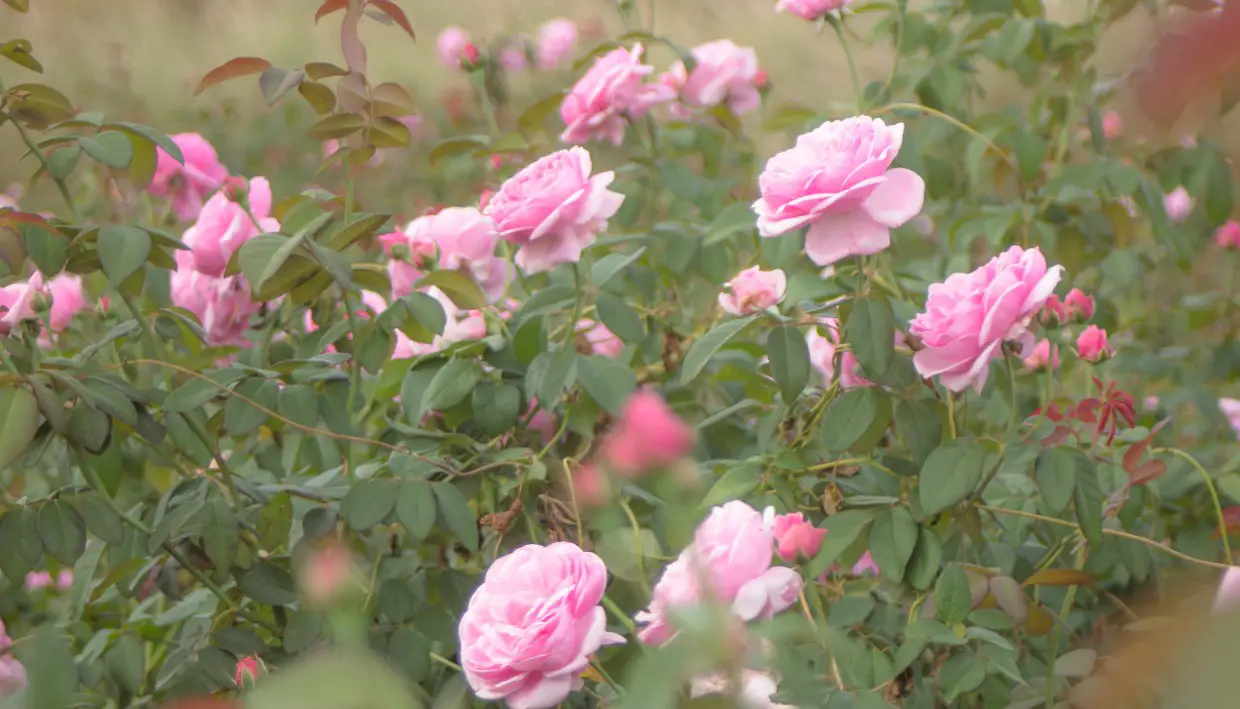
[[6, 0, 1236, 193]]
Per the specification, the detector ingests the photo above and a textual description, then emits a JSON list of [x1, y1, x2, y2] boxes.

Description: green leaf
[[596, 292, 644, 343], [38, 500, 87, 565], [47, 143, 81, 180], [700, 463, 762, 507], [517, 92, 567, 135], [0, 507, 43, 580], [868, 507, 918, 583], [259, 67, 305, 106], [223, 377, 280, 436], [203, 497, 239, 571], [894, 399, 944, 465], [67, 402, 111, 453], [428, 135, 490, 166], [679, 315, 757, 385], [106, 634, 146, 694], [341, 479, 400, 531], [939, 653, 986, 703], [161, 376, 222, 412], [471, 382, 520, 436], [1206, 154, 1234, 226], [918, 438, 988, 517], [79, 131, 134, 169], [307, 112, 366, 141], [421, 359, 482, 415], [1035, 446, 1078, 514], [527, 350, 577, 406], [517, 285, 575, 319], [238, 234, 291, 287], [396, 480, 436, 545], [819, 388, 881, 452], [1074, 457, 1103, 547], [934, 563, 972, 625], [905, 526, 944, 591], [432, 482, 478, 552], [576, 354, 637, 415], [277, 384, 320, 427], [0, 386, 39, 471], [244, 650, 424, 709], [66, 539, 104, 622], [414, 270, 487, 310], [767, 324, 811, 403], [590, 247, 647, 289], [24, 626, 77, 709], [97, 225, 151, 285], [80, 494, 125, 544], [807, 510, 873, 579], [848, 298, 895, 380], [237, 561, 298, 606], [24, 223, 69, 276]]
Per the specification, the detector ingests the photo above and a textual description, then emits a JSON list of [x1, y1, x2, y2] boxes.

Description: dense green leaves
[[679, 315, 757, 384], [433, 482, 478, 552], [577, 354, 637, 414], [868, 507, 918, 583], [847, 298, 895, 379], [918, 438, 987, 516], [767, 324, 810, 403]]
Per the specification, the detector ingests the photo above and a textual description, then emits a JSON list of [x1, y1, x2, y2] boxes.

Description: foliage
[[2, 1, 1240, 708]]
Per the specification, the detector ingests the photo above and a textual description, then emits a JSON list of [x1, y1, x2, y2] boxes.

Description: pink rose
[[910, 246, 1063, 393], [576, 319, 624, 358], [1215, 566, 1240, 613], [1064, 288, 1094, 322], [379, 227, 437, 300], [1040, 294, 1068, 328], [718, 266, 786, 316], [0, 274, 41, 334], [572, 461, 611, 509], [181, 176, 279, 277], [169, 249, 263, 347], [47, 274, 85, 332], [1075, 325, 1111, 363], [851, 550, 879, 576], [526, 398, 559, 443], [807, 317, 873, 390], [536, 19, 578, 70], [1102, 111, 1123, 140], [636, 501, 804, 645], [459, 543, 625, 709], [395, 208, 509, 303], [770, 512, 826, 562], [0, 620, 26, 695], [775, 0, 852, 20], [599, 390, 695, 476], [661, 40, 762, 117], [1144, 395, 1160, 411], [1023, 339, 1059, 372], [559, 45, 674, 146], [391, 287, 487, 358], [484, 148, 624, 274], [753, 117, 925, 266], [56, 569, 72, 591], [690, 670, 795, 709], [149, 133, 229, 222], [500, 47, 528, 72], [1164, 186, 1194, 222], [1221, 398, 1240, 439], [1215, 220, 1240, 249], [25, 571, 52, 591], [437, 27, 472, 69]]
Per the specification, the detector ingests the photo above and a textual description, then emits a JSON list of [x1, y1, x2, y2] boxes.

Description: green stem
[[830, 17, 863, 113], [618, 497, 651, 598], [430, 652, 462, 672], [945, 390, 957, 440], [562, 266, 584, 352], [1004, 348, 1019, 431], [1155, 447, 1234, 565], [10, 117, 81, 222], [601, 595, 636, 633]]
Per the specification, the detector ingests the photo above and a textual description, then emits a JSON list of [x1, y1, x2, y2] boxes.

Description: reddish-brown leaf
[[368, 0, 416, 41], [1128, 459, 1168, 487], [1042, 426, 1072, 447], [314, 0, 349, 22], [194, 57, 272, 96], [1123, 419, 1169, 473], [0, 209, 48, 226]]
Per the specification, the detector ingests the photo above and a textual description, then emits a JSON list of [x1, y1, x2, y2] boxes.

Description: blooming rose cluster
[[436, 18, 577, 73]]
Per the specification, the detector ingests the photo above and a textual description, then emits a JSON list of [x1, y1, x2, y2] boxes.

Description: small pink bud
[[233, 655, 264, 687], [463, 43, 481, 67], [771, 512, 826, 562], [1039, 294, 1068, 328], [1164, 186, 1194, 222], [1102, 111, 1123, 140], [1076, 325, 1112, 363], [754, 69, 769, 88], [1215, 220, 1240, 249], [300, 541, 359, 608], [222, 176, 249, 204], [1064, 288, 1095, 322], [1023, 339, 1059, 372], [56, 569, 73, 591]]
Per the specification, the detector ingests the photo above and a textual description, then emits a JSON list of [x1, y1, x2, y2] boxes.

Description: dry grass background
[[2, 0, 1226, 183]]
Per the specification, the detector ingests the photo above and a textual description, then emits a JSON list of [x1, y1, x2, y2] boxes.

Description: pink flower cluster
[[910, 246, 1062, 393], [458, 543, 624, 709], [148, 133, 229, 222], [0, 272, 85, 341], [560, 45, 676, 145], [383, 206, 510, 304], [753, 117, 926, 266], [437, 18, 577, 73], [661, 40, 763, 118], [25, 569, 72, 592], [0, 619, 25, 696], [636, 501, 803, 646], [170, 172, 277, 348]]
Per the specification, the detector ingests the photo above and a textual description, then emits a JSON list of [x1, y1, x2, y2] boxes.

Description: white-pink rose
[[1164, 186, 1194, 222], [753, 116, 925, 266], [484, 147, 624, 274], [536, 19, 578, 70], [458, 543, 625, 709], [662, 40, 762, 117], [636, 501, 803, 645], [719, 266, 786, 316], [559, 44, 674, 146], [909, 245, 1062, 393], [393, 207, 509, 304]]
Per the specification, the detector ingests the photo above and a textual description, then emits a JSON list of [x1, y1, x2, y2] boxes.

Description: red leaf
[[1122, 419, 1169, 473], [1043, 426, 1073, 447], [1128, 459, 1167, 486], [315, 0, 348, 22], [194, 57, 273, 96], [368, 0, 416, 41], [0, 209, 48, 225]]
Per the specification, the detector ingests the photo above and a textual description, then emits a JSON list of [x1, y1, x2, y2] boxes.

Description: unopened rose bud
[[1039, 294, 1067, 329], [463, 43, 481, 69], [1064, 288, 1095, 322], [300, 540, 362, 608], [223, 176, 249, 205], [233, 655, 264, 688], [1076, 325, 1112, 363]]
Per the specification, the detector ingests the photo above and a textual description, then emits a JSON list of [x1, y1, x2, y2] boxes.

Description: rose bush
[[3, 1, 1240, 709]]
